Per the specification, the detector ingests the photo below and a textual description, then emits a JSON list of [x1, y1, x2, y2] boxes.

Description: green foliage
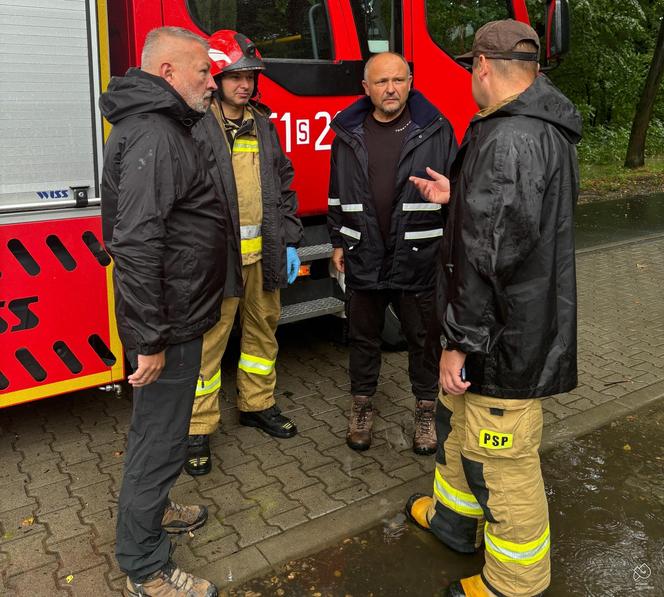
[[577, 119, 664, 164]]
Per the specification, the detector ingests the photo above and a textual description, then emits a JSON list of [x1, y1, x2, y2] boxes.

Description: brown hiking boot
[[413, 399, 437, 455], [124, 560, 217, 597], [161, 500, 208, 534], [346, 395, 374, 451]]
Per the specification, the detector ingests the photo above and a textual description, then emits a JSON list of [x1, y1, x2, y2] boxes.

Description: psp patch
[[479, 429, 513, 450]]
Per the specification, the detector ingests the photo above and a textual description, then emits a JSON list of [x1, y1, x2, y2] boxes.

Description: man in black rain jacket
[[327, 52, 457, 454], [100, 26, 225, 597], [405, 20, 582, 597]]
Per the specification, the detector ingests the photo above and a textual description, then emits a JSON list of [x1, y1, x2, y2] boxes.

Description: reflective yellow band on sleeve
[[238, 352, 275, 375], [433, 469, 484, 517], [485, 524, 550, 566], [240, 236, 262, 255], [196, 369, 221, 397]]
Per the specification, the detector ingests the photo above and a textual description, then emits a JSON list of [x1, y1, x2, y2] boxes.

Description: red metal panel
[[0, 216, 123, 406]]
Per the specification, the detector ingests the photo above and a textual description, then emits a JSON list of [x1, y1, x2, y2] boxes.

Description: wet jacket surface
[[193, 98, 302, 296], [100, 69, 226, 355], [328, 90, 457, 291], [439, 75, 582, 398]]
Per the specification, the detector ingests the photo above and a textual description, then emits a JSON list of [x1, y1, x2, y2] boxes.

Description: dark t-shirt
[[363, 106, 412, 242]]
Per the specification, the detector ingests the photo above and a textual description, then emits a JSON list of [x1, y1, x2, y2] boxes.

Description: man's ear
[[362, 79, 369, 96], [159, 62, 174, 82], [477, 55, 489, 80]]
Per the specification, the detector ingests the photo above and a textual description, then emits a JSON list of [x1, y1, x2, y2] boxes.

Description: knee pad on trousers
[[461, 454, 497, 523]]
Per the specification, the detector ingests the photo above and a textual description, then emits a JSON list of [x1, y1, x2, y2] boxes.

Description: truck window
[[426, 0, 512, 58], [187, 0, 333, 60], [351, 0, 402, 56]]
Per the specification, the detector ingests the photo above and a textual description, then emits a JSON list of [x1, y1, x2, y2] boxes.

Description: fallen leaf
[[623, 443, 632, 451], [66, 575, 74, 584], [20, 516, 35, 527], [334, 570, 343, 577], [277, 590, 285, 596]]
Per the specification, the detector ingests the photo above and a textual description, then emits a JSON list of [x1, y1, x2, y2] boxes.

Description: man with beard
[[100, 26, 225, 597], [327, 52, 457, 454]]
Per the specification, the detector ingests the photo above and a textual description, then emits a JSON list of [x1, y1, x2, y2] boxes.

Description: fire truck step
[[280, 297, 344, 324]]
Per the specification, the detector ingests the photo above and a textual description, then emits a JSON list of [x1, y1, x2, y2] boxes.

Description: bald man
[[100, 26, 225, 597], [327, 52, 457, 454]]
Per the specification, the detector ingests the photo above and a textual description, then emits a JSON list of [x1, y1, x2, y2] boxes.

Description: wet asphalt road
[[227, 399, 664, 597], [575, 192, 664, 250]]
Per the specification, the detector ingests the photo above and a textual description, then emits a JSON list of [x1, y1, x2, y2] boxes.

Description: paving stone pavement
[[1, 237, 664, 595]]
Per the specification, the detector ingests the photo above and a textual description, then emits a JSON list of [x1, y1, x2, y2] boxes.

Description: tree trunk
[[625, 17, 664, 168]]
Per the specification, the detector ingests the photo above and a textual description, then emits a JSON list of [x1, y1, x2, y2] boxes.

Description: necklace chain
[[394, 120, 412, 133]]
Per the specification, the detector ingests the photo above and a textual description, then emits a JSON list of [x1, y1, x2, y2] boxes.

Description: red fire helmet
[[208, 30, 265, 78]]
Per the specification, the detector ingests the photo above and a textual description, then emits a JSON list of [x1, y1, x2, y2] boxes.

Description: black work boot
[[239, 405, 297, 438], [184, 434, 211, 476]]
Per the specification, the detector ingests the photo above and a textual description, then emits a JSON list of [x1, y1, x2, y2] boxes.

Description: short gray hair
[[363, 52, 411, 81], [141, 26, 209, 68]]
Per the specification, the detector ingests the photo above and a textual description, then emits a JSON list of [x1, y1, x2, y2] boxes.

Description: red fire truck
[[0, 0, 569, 408]]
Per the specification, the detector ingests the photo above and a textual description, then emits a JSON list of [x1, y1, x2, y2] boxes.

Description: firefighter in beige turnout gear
[[185, 30, 303, 476], [405, 20, 581, 597]]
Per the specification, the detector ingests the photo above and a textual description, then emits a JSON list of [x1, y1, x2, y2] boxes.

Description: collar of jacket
[[130, 68, 206, 127], [331, 89, 440, 137], [468, 74, 582, 144]]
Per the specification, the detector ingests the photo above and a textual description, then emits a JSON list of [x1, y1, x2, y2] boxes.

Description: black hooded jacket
[[99, 69, 226, 355], [193, 98, 303, 297], [439, 75, 582, 398], [328, 90, 457, 291]]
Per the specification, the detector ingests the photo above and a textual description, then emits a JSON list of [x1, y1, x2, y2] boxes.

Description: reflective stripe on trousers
[[238, 352, 275, 375], [485, 523, 551, 566], [433, 468, 484, 517], [195, 368, 221, 397]]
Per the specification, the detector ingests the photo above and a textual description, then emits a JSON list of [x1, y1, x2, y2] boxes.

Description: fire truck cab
[[0, 0, 569, 407]]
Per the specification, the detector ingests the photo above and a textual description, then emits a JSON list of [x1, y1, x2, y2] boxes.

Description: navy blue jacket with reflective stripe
[[327, 90, 457, 291]]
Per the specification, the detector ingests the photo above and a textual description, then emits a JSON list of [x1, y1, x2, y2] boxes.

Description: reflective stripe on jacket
[[194, 99, 302, 296]]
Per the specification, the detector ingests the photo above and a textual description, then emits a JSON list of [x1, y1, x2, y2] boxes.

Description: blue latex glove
[[286, 247, 300, 284]]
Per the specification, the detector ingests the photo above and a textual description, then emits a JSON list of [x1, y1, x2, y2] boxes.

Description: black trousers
[[346, 288, 438, 401], [116, 336, 203, 580]]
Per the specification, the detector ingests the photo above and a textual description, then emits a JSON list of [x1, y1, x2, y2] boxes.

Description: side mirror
[[544, 0, 570, 65]]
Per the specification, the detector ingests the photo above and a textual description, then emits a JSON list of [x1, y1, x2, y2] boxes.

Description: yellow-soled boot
[[405, 493, 432, 531], [445, 574, 543, 597], [445, 575, 495, 596]]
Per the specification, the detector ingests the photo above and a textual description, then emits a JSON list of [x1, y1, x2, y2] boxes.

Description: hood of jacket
[[472, 74, 582, 144], [99, 68, 206, 127], [332, 89, 440, 135]]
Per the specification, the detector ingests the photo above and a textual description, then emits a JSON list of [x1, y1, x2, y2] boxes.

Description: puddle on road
[[576, 192, 664, 250], [228, 402, 664, 597]]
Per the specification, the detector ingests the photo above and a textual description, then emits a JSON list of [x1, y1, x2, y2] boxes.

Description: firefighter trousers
[[189, 260, 281, 436], [426, 392, 550, 597]]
